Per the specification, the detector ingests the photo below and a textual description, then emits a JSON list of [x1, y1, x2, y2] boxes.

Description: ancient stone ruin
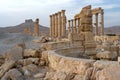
[[33, 18, 40, 37], [0, 5, 120, 80], [50, 10, 67, 39]]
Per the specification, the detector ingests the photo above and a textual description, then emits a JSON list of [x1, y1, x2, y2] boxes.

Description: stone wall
[[42, 49, 120, 80]]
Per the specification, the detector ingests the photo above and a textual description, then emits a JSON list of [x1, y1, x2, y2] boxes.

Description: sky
[[0, 0, 120, 27]]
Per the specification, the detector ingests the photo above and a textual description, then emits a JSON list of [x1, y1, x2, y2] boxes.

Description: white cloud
[[93, 4, 120, 9], [0, 0, 119, 27]]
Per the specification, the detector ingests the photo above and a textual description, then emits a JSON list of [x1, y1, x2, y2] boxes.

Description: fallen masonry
[[0, 5, 120, 80]]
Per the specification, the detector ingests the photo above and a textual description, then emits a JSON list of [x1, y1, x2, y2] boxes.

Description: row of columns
[[94, 10, 104, 35], [50, 10, 66, 38], [68, 18, 81, 33]]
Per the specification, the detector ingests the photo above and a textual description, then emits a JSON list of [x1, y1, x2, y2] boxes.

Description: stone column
[[55, 13, 58, 37], [71, 19, 74, 33], [52, 14, 55, 37], [68, 20, 71, 33], [34, 18, 39, 36], [58, 12, 62, 38], [50, 15, 52, 37], [100, 9, 104, 35], [95, 13, 98, 35], [73, 19, 77, 33], [61, 10, 66, 37], [78, 18, 81, 33]]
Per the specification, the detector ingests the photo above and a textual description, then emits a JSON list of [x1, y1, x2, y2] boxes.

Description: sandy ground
[[0, 33, 41, 55]]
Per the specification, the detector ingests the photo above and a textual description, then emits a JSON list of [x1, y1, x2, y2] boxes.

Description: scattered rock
[[0, 60, 15, 78], [34, 73, 45, 78], [97, 51, 117, 60], [22, 64, 39, 75], [5, 47, 23, 61], [1, 69, 24, 80], [96, 65, 120, 80], [24, 49, 41, 58]]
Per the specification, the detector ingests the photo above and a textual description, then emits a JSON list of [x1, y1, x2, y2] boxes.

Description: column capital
[[50, 15, 52, 17], [68, 20, 71, 22], [36, 18, 39, 23], [55, 13, 58, 16], [95, 13, 98, 16]]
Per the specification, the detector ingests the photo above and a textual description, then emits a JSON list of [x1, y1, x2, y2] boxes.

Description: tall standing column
[[101, 9, 104, 35], [34, 18, 39, 36], [78, 18, 81, 33], [61, 10, 66, 37], [50, 15, 52, 37], [71, 19, 74, 33], [52, 14, 55, 37], [58, 12, 62, 38], [95, 13, 98, 35], [68, 20, 71, 33], [55, 13, 58, 37], [73, 19, 77, 33]]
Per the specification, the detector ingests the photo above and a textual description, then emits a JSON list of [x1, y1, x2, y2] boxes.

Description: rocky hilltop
[[0, 19, 49, 35]]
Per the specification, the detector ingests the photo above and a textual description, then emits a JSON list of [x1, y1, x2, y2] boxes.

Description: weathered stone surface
[[41, 42, 70, 50], [1, 69, 24, 80], [24, 49, 41, 58], [33, 36, 49, 43], [93, 60, 118, 69], [68, 33, 84, 42], [0, 60, 15, 78], [96, 51, 117, 60], [34, 73, 45, 78], [18, 58, 40, 66], [22, 64, 39, 75], [44, 51, 95, 75], [0, 55, 4, 66], [5, 47, 23, 61], [95, 65, 120, 80], [56, 47, 84, 58], [72, 74, 84, 80]]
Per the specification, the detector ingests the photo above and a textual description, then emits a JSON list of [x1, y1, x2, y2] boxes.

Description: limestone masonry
[[0, 5, 120, 80]]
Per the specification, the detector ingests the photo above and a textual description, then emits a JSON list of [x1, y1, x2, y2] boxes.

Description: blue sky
[[0, 0, 120, 27]]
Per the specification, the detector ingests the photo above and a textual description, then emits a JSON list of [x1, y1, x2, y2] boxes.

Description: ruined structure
[[92, 8, 104, 35], [50, 10, 67, 38], [24, 27, 31, 35], [1, 5, 120, 80], [33, 18, 39, 37]]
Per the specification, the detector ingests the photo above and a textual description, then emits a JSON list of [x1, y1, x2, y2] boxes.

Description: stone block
[[5, 47, 23, 61], [0, 60, 15, 78], [1, 69, 24, 80], [24, 49, 41, 58]]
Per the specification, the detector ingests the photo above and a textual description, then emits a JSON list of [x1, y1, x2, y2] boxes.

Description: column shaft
[[95, 13, 98, 35], [101, 10, 104, 35]]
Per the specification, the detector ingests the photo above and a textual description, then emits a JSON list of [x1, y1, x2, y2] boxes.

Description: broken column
[[34, 18, 39, 37]]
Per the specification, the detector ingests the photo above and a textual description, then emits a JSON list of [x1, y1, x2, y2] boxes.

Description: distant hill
[[0, 19, 120, 35], [0, 19, 49, 36], [104, 26, 120, 35], [93, 26, 120, 35]]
